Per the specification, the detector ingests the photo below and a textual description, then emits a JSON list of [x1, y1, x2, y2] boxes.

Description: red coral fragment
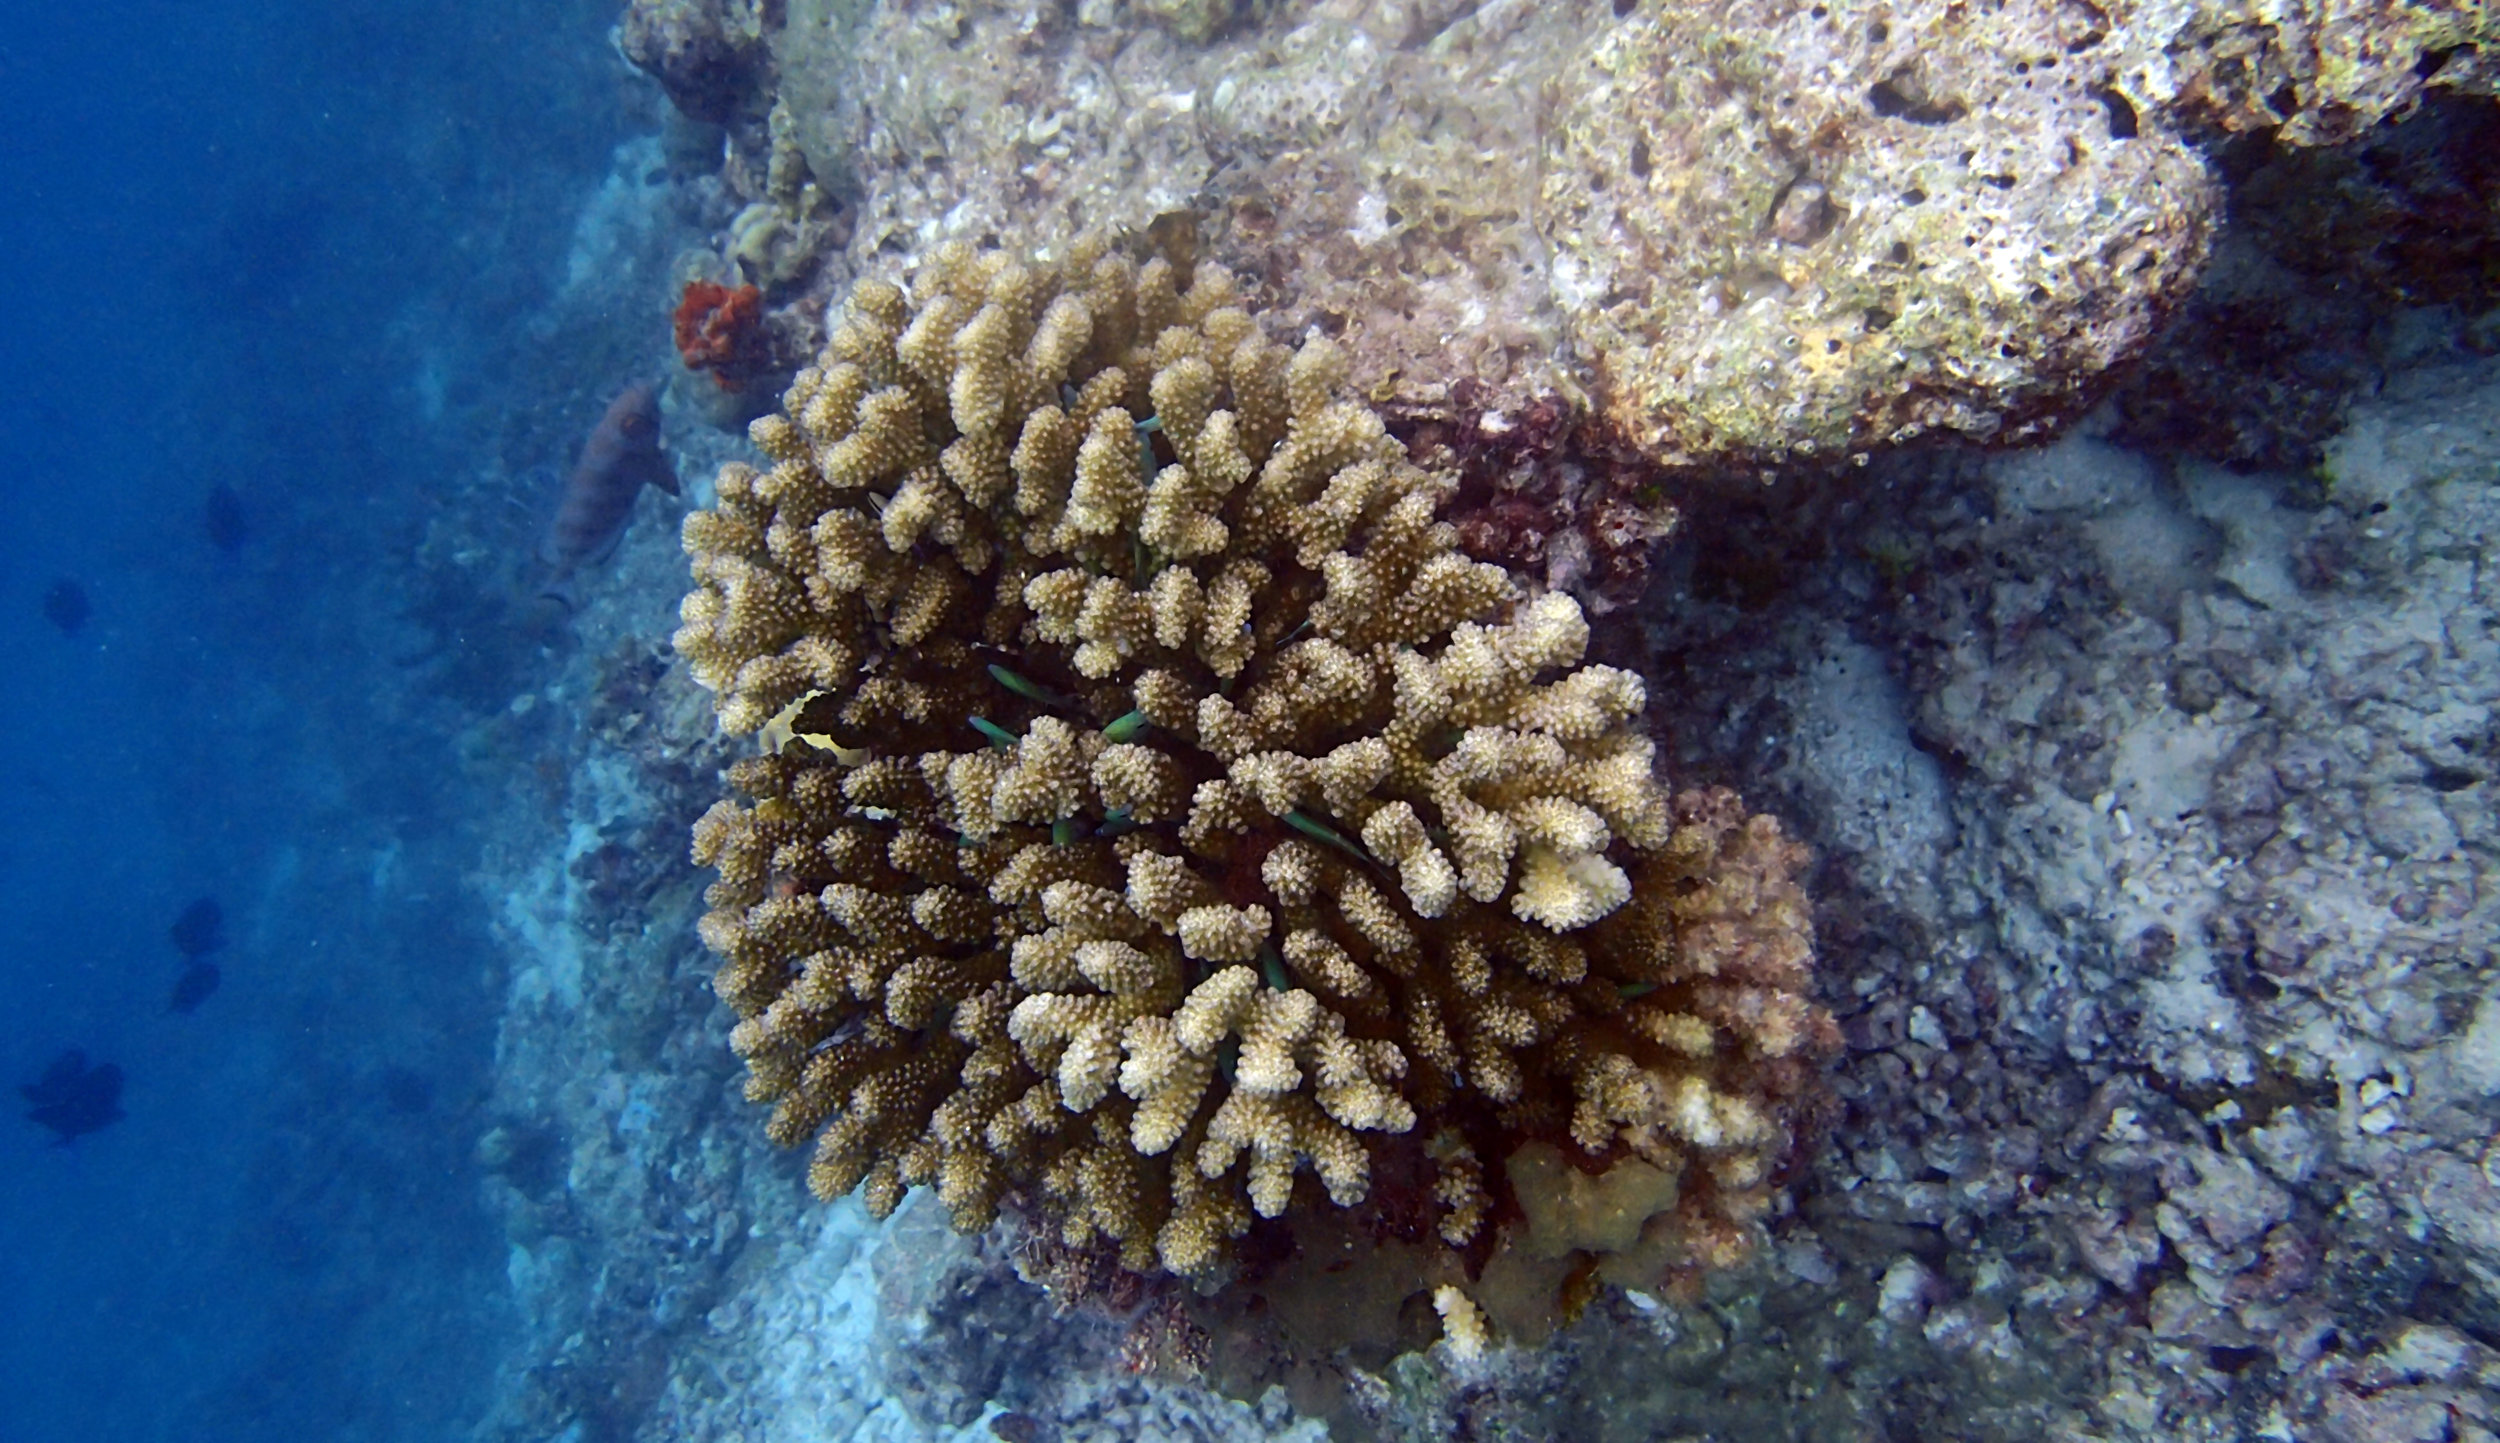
[[672, 280, 767, 391]]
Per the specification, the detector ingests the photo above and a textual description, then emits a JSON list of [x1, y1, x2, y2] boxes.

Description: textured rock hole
[[2426, 764, 2479, 794], [1900, 188, 1928, 205], [2416, 45, 2465, 79], [1770, 180, 1837, 245], [2222, 962, 2282, 1004], [1868, 77, 1964, 125], [1867, 19, 1887, 42], [1612, 0, 1636, 16], [2095, 86, 2139, 138], [1629, 137, 1651, 180], [1728, 266, 1791, 305], [1980, 173, 2016, 190], [2267, 82, 2299, 117], [2206, 1344, 2267, 1374], [1864, 305, 1897, 332], [1886, 241, 1911, 264]]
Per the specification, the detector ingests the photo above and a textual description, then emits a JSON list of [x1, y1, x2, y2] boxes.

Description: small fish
[[41, 578, 88, 635], [168, 961, 221, 1014], [19, 1048, 125, 1145], [540, 380, 679, 595], [203, 484, 248, 552], [170, 897, 226, 959]]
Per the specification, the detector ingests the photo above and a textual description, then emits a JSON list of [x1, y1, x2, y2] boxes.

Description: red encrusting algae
[[672, 280, 767, 391]]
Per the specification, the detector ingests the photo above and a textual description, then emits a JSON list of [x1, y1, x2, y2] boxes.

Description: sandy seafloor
[[419, 112, 2500, 1442]]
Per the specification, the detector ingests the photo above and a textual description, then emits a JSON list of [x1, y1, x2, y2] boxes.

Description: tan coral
[[678, 240, 1832, 1284], [1432, 1284, 1493, 1365]]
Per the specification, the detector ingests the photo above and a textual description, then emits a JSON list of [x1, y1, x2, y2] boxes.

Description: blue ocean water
[[0, 2, 635, 1437]]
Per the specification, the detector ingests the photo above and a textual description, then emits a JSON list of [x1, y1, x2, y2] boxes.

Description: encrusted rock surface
[[647, 0, 2495, 480], [620, 0, 773, 126], [1545, 0, 2218, 469]]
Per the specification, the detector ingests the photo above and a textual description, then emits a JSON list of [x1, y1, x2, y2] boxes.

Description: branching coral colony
[[675, 238, 1836, 1288]]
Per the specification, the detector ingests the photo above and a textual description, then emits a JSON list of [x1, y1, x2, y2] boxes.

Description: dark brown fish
[[41, 577, 87, 635], [20, 1048, 124, 1145], [541, 381, 678, 587], [169, 960, 221, 1014]]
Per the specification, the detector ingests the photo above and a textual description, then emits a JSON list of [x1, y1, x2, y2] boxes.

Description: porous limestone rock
[[699, 0, 2495, 481]]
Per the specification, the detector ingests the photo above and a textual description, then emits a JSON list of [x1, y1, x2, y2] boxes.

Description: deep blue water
[[0, 2, 634, 1437]]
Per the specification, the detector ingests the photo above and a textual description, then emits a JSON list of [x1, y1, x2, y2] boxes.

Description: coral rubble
[[674, 240, 1832, 1285], [1570, 345, 2500, 1442]]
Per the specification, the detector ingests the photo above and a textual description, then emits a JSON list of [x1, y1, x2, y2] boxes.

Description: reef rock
[[1552, 0, 2495, 470], [714, 0, 2493, 483], [1546, 0, 2220, 469], [619, 0, 771, 126]]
